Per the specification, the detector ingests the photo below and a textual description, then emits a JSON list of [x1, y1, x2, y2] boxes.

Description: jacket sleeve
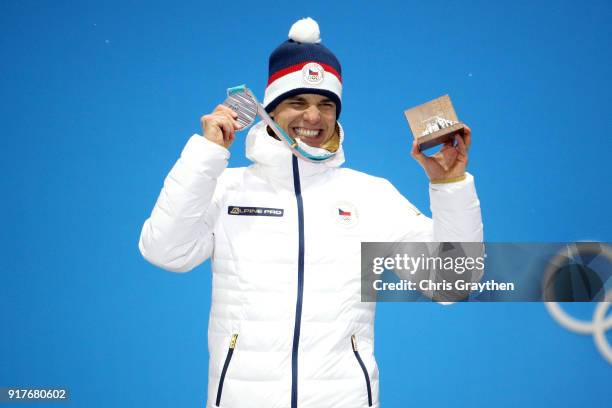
[[377, 173, 484, 303], [378, 172, 483, 243], [428, 172, 483, 242], [138, 135, 229, 273]]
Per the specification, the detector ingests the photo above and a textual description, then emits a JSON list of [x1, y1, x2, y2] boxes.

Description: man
[[139, 17, 482, 408]]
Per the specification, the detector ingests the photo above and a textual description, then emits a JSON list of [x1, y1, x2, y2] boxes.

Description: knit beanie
[[263, 18, 343, 118]]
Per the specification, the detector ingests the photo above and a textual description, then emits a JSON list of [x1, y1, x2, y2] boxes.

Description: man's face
[[271, 94, 337, 148]]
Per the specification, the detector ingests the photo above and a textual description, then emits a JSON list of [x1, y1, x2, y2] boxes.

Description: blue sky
[[1, 1, 610, 407]]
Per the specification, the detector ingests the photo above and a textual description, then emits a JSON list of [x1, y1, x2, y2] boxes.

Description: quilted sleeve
[[376, 172, 483, 243], [376, 173, 484, 302], [428, 172, 483, 242], [138, 135, 229, 272]]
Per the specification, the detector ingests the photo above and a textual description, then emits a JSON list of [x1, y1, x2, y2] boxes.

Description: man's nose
[[303, 105, 321, 124]]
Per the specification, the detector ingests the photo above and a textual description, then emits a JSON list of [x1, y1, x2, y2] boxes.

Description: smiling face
[[270, 94, 337, 148]]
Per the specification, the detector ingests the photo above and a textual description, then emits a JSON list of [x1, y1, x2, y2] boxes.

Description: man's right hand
[[200, 105, 242, 149]]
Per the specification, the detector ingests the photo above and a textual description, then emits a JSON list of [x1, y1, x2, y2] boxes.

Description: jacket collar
[[245, 121, 345, 186]]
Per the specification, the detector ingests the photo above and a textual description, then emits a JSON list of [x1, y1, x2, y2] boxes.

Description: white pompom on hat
[[263, 17, 343, 117], [288, 17, 321, 44]]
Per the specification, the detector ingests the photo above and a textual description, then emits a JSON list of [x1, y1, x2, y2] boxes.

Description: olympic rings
[[544, 242, 612, 364], [545, 301, 612, 364]]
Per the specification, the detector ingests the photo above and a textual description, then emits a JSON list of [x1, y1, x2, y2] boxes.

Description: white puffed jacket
[[139, 121, 483, 408]]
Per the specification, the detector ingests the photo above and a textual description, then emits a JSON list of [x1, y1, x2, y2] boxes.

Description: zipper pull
[[351, 334, 358, 351], [229, 333, 239, 349]]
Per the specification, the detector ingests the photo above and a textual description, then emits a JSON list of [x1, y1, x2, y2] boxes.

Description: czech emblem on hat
[[302, 62, 325, 85]]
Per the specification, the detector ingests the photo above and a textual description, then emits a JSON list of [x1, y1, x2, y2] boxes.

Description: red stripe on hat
[[267, 61, 342, 85]]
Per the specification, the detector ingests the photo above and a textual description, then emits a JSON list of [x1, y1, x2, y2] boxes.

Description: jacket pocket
[[351, 335, 372, 407], [215, 333, 238, 407]]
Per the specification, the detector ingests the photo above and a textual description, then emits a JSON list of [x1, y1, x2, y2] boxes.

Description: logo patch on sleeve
[[228, 206, 284, 217]]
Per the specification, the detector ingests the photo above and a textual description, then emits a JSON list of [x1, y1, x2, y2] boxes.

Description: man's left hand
[[410, 125, 472, 183]]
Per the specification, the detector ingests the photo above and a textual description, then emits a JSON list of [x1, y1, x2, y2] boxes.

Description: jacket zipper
[[352, 335, 373, 407], [215, 333, 238, 407], [291, 154, 305, 408]]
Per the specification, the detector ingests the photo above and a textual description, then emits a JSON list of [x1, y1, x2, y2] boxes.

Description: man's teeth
[[294, 128, 320, 137]]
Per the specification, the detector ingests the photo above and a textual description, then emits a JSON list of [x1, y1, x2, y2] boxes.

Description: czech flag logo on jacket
[[339, 208, 351, 217], [334, 201, 358, 228]]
